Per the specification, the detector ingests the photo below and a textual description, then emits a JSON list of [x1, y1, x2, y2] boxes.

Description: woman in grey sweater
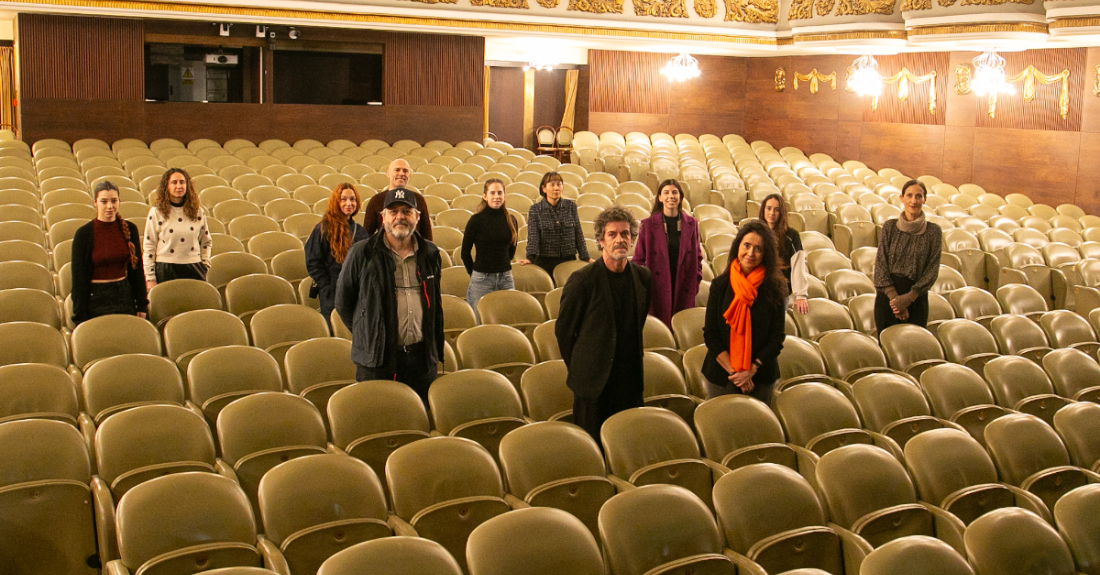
[[873, 180, 941, 333]]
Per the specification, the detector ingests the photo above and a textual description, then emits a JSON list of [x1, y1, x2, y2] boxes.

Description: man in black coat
[[555, 205, 652, 443]]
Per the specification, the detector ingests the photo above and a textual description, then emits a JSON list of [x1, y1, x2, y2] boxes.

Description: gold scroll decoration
[[954, 64, 1070, 119], [836, 0, 895, 15], [724, 0, 778, 22], [537, 0, 560, 5], [789, 0, 813, 19], [815, 0, 835, 16], [776, 67, 786, 92], [472, 0, 530, 7], [695, 0, 718, 17], [569, 0, 624, 12], [1094, 65, 1099, 97], [960, 0, 1033, 5], [902, 0, 931, 9], [846, 67, 937, 115], [634, 0, 688, 16], [793, 69, 836, 94]]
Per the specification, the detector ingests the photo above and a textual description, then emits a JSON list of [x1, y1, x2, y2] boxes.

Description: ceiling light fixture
[[971, 50, 1014, 96], [661, 53, 701, 83], [846, 54, 883, 98]]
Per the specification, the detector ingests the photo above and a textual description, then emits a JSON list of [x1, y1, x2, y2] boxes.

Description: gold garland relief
[[1094, 65, 1100, 97], [901, 0, 931, 10], [471, 0, 529, 7], [815, 0, 836, 16], [835, 0, 895, 16], [788, 0, 814, 19], [569, 0, 624, 12], [776, 67, 786, 92], [793, 69, 836, 94], [954, 64, 1069, 119], [695, 0, 717, 17], [724, 0, 778, 22], [537, 0, 560, 6], [634, 0, 688, 16], [847, 66, 937, 115]]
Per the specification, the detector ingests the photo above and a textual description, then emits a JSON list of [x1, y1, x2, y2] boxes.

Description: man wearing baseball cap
[[335, 187, 444, 403]]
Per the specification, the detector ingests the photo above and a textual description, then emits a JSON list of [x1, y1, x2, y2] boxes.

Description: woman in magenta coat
[[632, 179, 703, 327]]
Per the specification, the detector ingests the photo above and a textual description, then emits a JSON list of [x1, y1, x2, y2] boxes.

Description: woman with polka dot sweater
[[143, 168, 212, 290]]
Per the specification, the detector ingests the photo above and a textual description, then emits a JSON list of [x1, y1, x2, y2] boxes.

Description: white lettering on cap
[[395, 190, 405, 199]]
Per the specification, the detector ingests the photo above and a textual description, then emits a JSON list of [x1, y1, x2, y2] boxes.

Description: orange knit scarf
[[724, 265, 765, 372]]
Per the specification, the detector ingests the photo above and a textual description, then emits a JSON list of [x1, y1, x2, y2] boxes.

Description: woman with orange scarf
[[701, 220, 788, 403]]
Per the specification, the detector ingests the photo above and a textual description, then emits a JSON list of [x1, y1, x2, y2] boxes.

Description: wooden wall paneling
[[667, 55, 745, 137], [588, 112, 669, 135], [858, 123, 945, 179], [533, 68, 567, 132], [18, 14, 143, 100], [574, 66, 590, 132], [1075, 132, 1100, 213], [21, 99, 144, 143], [941, 125, 975, 186], [384, 105, 482, 144], [861, 53, 948, 126], [743, 57, 788, 145], [589, 50, 671, 114], [383, 32, 483, 107], [488, 66, 524, 146], [836, 121, 862, 164], [946, 51, 979, 128], [974, 48, 1086, 132], [1080, 47, 1100, 133], [970, 128, 1081, 205]]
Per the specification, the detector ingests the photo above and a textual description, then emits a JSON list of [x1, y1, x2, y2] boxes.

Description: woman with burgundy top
[[631, 179, 702, 327], [70, 181, 148, 325]]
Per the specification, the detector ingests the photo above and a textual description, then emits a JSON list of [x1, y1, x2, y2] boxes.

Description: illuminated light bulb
[[660, 53, 701, 83]]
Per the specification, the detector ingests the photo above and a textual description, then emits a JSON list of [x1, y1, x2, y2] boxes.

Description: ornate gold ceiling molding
[[1049, 16, 1100, 30], [0, 0, 780, 44], [906, 22, 1049, 36], [792, 30, 908, 42]]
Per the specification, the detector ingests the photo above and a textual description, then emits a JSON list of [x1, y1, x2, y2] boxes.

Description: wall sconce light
[[971, 50, 1013, 97], [218, 23, 232, 36], [661, 53, 701, 82], [847, 54, 883, 98], [288, 27, 301, 40]]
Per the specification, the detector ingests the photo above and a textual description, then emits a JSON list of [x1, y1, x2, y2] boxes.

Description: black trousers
[[355, 342, 436, 405], [155, 262, 208, 282], [874, 274, 929, 334], [573, 377, 644, 447], [534, 255, 578, 277], [87, 279, 137, 322]]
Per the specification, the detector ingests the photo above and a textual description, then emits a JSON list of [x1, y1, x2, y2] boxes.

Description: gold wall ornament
[[836, 0, 895, 16], [472, 0, 530, 7], [568, 0, 624, 12], [901, 0, 931, 10], [937, 0, 956, 5], [793, 69, 836, 94], [634, 0, 688, 16], [955, 65, 971, 95], [724, 0, 778, 22], [789, 0, 814, 19], [858, 68, 937, 114], [695, 0, 717, 17], [1094, 65, 1100, 97], [536, 0, 560, 6], [815, 0, 836, 16], [960, 0, 1032, 5], [776, 67, 786, 92]]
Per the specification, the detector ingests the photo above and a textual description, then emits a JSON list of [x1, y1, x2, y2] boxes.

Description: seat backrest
[[317, 537, 462, 575], [903, 428, 999, 506], [1043, 348, 1100, 399], [713, 463, 827, 555], [671, 307, 706, 350], [693, 395, 785, 464], [1053, 402, 1100, 470], [147, 279, 223, 327], [777, 335, 827, 379], [948, 287, 1002, 321], [0, 363, 79, 425], [95, 404, 216, 496], [428, 369, 524, 435], [816, 444, 918, 528], [642, 352, 688, 397], [477, 290, 546, 327], [186, 346, 283, 420], [225, 274, 297, 317], [466, 507, 604, 575], [918, 363, 996, 418], [793, 298, 854, 340], [1040, 310, 1096, 349], [83, 353, 184, 423], [327, 380, 431, 449], [216, 392, 328, 466], [601, 407, 701, 479], [816, 330, 887, 380], [862, 536, 975, 575], [964, 508, 1076, 575], [164, 309, 249, 361], [775, 382, 861, 447], [996, 283, 1048, 315], [115, 473, 259, 573], [851, 373, 931, 432], [982, 355, 1055, 408], [989, 314, 1049, 356], [983, 414, 1072, 486], [518, 360, 572, 421], [71, 314, 162, 370], [1052, 484, 1100, 575], [0, 321, 69, 368], [249, 304, 330, 352], [498, 421, 607, 499], [385, 436, 504, 520], [936, 319, 998, 363], [879, 324, 945, 371], [598, 484, 728, 575], [456, 324, 537, 368]]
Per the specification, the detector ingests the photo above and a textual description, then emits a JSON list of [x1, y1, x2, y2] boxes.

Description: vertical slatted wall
[[18, 14, 143, 100], [384, 32, 483, 107], [589, 50, 671, 114], [975, 48, 1085, 131], [862, 52, 949, 126]]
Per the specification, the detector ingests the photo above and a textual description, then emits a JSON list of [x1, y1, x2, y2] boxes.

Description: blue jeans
[[466, 271, 514, 322]]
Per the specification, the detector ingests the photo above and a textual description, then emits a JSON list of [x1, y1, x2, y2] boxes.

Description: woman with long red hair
[[305, 182, 369, 326]]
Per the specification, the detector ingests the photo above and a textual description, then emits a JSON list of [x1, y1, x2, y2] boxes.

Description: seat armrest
[[703, 458, 731, 482], [78, 412, 97, 470], [92, 476, 118, 563], [920, 501, 967, 555], [429, 429, 444, 437], [257, 535, 291, 575], [214, 459, 239, 483], [504, 493, 530, 509], [722, 549, 767, 575], [387, 515, 418, 537], [183, 401, 206, 423], [607, 474, 635, 493], [104, 560, 131, 575], [829, 523, 872, 575], [1003, 483, 1053, 523]]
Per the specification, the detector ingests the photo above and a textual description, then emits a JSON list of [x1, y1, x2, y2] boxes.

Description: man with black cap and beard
[[335, 187, 443, 404]]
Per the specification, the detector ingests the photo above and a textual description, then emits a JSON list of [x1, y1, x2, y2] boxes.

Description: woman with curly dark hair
[[305, 182, 369, 324], [701, 219, 787, 403], [142, 167, 211, 290], [71, 181, 148, 324]]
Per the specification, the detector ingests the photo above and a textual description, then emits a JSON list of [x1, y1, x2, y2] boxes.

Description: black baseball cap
[[384, 188, 416, 209]]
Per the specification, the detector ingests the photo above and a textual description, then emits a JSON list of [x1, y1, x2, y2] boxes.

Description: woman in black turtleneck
[[461, 178, 520, 322]]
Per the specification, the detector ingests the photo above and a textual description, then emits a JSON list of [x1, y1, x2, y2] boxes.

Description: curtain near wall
[[561, 69, 578, 131], [0, 47, 16, 135]]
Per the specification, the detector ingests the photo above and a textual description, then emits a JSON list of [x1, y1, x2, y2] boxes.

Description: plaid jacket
[[525, 197, 589, 261]]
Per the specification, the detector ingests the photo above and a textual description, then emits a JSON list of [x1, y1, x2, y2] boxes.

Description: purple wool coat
[[632, 211, 703, 327]]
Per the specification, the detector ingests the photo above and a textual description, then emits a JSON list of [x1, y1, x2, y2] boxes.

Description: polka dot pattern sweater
[[142, 204, 212, 282]]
